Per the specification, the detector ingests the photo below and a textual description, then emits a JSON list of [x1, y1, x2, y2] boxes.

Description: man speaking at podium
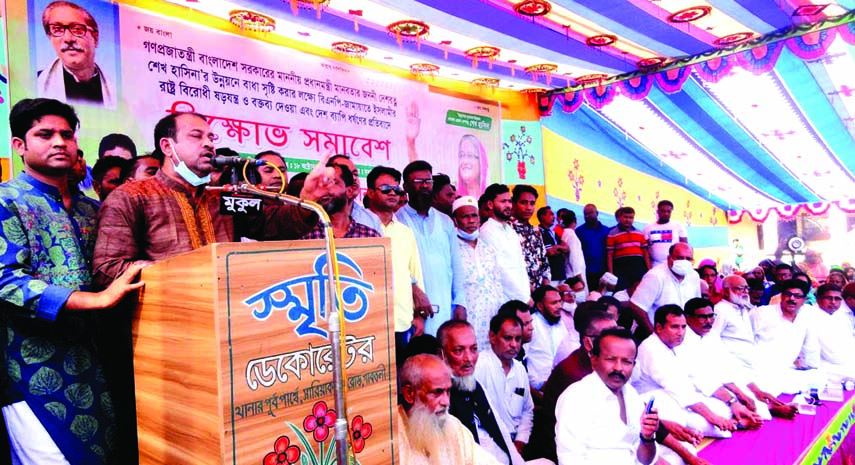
[[91, 111, 337, 460], [93, 111, 336, 282]]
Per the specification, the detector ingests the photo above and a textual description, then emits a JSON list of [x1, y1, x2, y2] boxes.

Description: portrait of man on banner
[[35, 0, 118, 108]]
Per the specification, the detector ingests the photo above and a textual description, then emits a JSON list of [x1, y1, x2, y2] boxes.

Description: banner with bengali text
[[11, 0, 502, 192]]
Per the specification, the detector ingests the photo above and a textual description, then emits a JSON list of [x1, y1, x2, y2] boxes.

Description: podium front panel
[[217, 239, 396, 465]]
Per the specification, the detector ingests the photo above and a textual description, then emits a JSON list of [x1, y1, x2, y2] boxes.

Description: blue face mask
[[457, 229, 479, 241], [169, 138, 210, 187]]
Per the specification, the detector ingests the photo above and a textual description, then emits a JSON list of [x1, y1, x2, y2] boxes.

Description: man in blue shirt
[[0, 98, 144, 463], [398, 160, 467, 336], [576, 203, 611, 291]]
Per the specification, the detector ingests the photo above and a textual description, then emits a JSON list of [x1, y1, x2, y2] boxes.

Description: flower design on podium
[[304, 400, 337, 442], [350, 415, 373, 453], [504, 125, 535, 180], [272, 400, 373, 465], [264, 436, 301, 465], [567, 159, 585, 201]]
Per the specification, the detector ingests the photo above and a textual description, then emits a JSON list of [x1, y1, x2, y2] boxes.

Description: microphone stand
[[215, 182, 351, 465]]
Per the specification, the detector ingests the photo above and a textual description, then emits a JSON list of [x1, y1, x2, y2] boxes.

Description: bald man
[[711, 275, 757, 370], [629, 243, 701, 337]]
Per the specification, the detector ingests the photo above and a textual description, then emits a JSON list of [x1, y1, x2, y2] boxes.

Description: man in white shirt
[[841, 282, 855, 339], [630, 243, 700, 338], [527, 285, 572, 398], [711, 275, 758, 370], [682, 298, 795, 420], [751, 279, 820, 372], [399, 160, 467, 335], [634, 305, 761, 438], [453, 196, 505, 350], [398, 353, 501, 465], [814, 283, 855, 375], [480, 183, 531, 304], [555, 327, 659, 465], [558, 210, 587, 290], [475, 314, 535, 456], [642, 200, 688, 268]]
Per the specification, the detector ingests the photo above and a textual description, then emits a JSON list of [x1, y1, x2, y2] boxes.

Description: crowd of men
[[1, 97, 854, 464]]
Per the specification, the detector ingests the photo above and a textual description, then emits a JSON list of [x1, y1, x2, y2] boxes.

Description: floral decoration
[[568, 159, 585, 202], [504, 125, 535, 180], [260, 400, 372, 465], [613, 177, 626, 208], [350, 415, 373, 453], [303, 400, 336, 443], [684, 200, 693, 226], [513, 0, 552, 17], [228, 10, 276, 32], [649, 191, 660, 210], [264, 436, 301, 465]]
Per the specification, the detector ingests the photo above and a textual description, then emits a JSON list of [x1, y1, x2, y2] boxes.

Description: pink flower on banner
[[303, 401, 336, 442]]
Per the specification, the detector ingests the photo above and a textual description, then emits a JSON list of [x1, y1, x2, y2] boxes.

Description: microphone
[[210, 156, 263, 168]]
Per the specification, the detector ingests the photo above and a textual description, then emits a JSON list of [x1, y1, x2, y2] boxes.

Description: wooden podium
[[132, 239, 397, 465]]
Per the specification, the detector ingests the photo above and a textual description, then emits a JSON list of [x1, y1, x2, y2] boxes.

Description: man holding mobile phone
[[555, 328, 659, 465]]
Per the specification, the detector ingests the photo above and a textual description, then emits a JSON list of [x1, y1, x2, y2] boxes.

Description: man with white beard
[[711, 275, 758, 370], [438, 320, 528, 465], [398, 354, 501, 465]]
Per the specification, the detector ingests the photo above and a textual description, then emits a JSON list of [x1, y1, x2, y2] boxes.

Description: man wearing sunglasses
[[38, 1, 114, 107], [365, 166, 430, 363], [682, 298, 791, 421]]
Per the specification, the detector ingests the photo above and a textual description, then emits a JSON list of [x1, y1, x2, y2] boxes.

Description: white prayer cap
[[452, 196, 477, 213]]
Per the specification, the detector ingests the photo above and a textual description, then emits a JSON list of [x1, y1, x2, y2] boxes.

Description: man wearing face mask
[[630, 243, 701, 340], [557, 277, 587, 351], [92, 112, 335, 457], [452, 196, 504, 350], [94, 111, 333, 286]]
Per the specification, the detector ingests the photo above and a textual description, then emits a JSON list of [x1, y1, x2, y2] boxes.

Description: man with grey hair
[[38, 1, 115, 106], [711, 274, 758, 370], [438, 320, 525, 465], [398, 353, 501, 465]]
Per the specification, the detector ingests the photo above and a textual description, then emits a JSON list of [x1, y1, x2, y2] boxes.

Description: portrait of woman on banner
[[457, 134, 488, 197]]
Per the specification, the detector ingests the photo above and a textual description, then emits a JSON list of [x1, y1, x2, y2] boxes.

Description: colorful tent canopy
[[172, 0, 855, 211]]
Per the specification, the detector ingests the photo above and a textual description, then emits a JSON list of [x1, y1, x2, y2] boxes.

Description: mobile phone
[[645, 398, 655, 414]]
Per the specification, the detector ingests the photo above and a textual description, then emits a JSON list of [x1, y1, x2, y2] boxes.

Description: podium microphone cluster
[[210, 156, 263, 169]]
